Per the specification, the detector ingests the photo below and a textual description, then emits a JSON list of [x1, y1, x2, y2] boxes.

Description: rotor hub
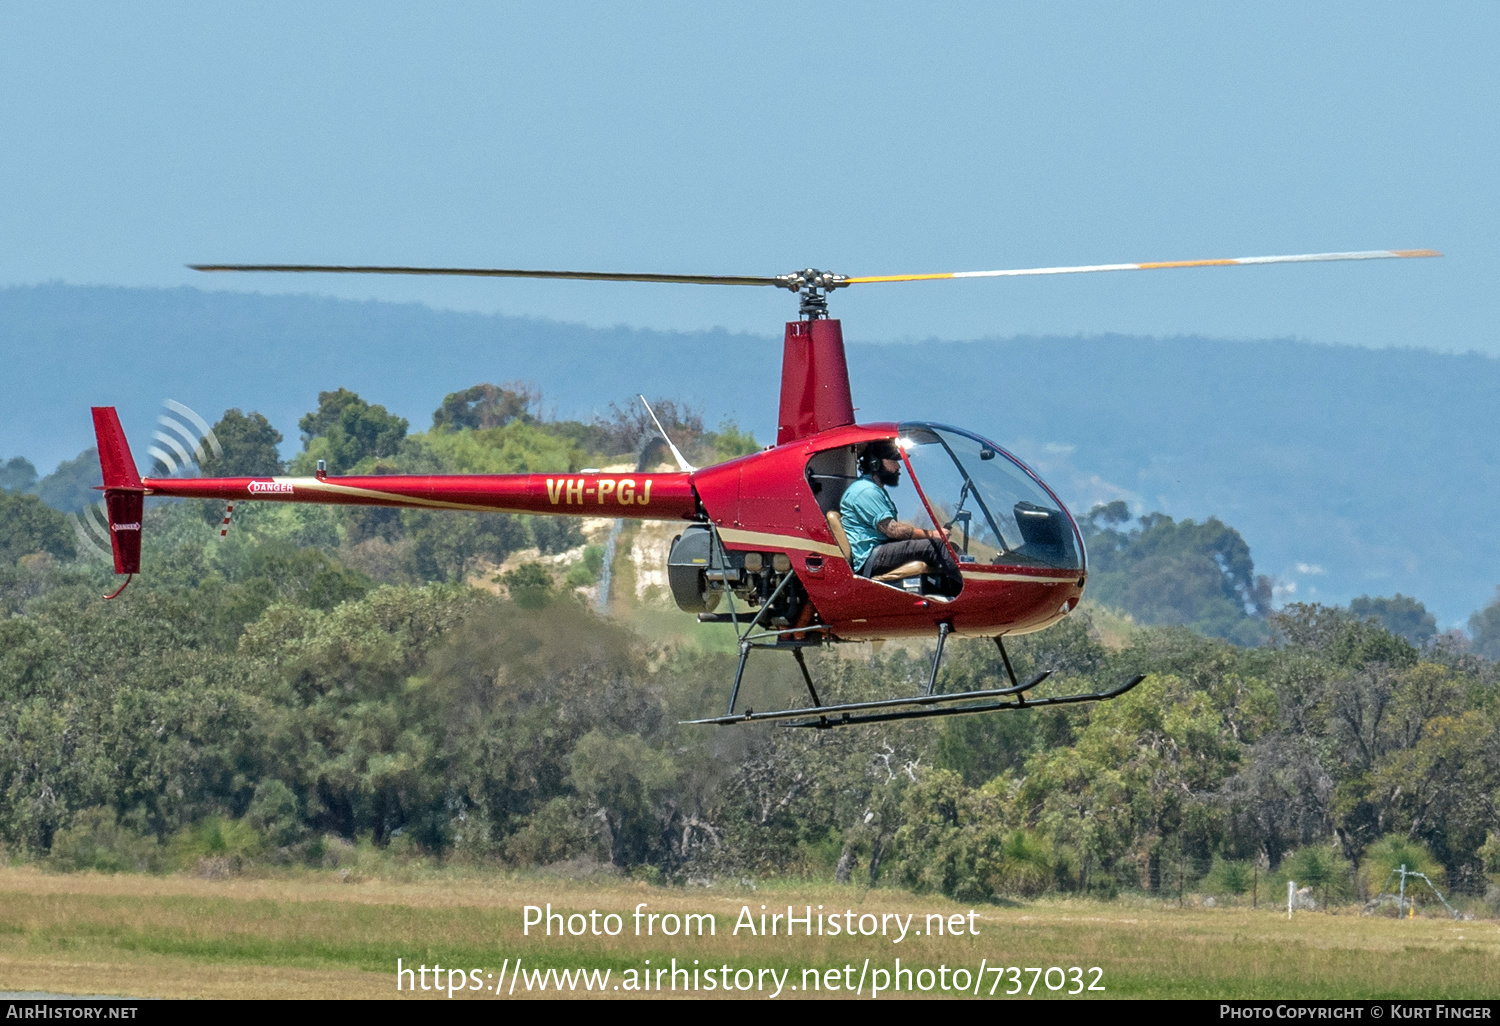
[[775, 268, 849, 320]]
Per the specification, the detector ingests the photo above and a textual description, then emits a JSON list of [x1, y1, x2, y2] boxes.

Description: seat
[[826, 511, 930, 583], [826, 509, 853, 560], [874, 559, 932, 583]]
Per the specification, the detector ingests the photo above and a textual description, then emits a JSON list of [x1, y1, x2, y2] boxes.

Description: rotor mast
[[773, 269, 850, 319]]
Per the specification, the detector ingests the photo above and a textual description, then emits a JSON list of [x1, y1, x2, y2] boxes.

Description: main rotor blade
[[188, 264, 782, 287], [844, 248, 1442, 284]]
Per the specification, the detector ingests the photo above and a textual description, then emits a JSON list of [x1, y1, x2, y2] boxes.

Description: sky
[[0, 3, 1494, 350]]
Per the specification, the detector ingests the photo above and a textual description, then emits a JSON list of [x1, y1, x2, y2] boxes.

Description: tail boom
[[143, 472, 698, 520]]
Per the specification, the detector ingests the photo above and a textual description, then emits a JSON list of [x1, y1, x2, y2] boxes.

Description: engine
[[666, 524, 801, 622]]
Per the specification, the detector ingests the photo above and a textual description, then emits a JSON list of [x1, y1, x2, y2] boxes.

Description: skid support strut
[[923, 622, 952, 697]]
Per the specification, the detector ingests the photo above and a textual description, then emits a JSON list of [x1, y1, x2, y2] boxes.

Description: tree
[[298, 389, 408, 473], [431, 383, 536, 432], [199, 410, 285, 477], [703, 420, 760, 464], [1082, 505, 1271, 643], [891, 768, 1009, 901], [0, 491, 75, 564], [589, 399, 704, 460], [33, 448, 102, 513], [1349, 595, 1438, 648], [1469, 590, 1500, 661], [531, 516, 583, 555], [406, 510, 526, 583], [0, 457, 38, 494], [500, 562, 553, 609], [569, 730, 678, 866]]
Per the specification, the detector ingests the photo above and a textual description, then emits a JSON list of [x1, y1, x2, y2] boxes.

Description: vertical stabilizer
[[776, 319, 856, 446], [92, 407, 142, 489], [90, 407, 145, 575]]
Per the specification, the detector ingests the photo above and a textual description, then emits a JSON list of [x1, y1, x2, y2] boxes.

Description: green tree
[[532, 516, 583, 555], [34, 448, 102, 513], [245, 779, 305, 847], [1349, 594, 1438, 648], [1024, 673, 1239, 893], [891, 768, 1009, 901], [1469, 589, 1500, 661], [0, 491, 75, 564], [702, 420, 760, 464], [199, 409, 285, 477], [233, 540, 371, 611], [1082, 506, 1271, 643], [0, 456, 38, 493], [406, 510, 527, 583], [298, 389, 408, 473], [432, 383, 536, 432], [500, 562, 553, 609], [569, 730, 678, 866]]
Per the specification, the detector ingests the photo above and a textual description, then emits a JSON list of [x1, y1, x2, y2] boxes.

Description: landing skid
[[683, 627, 1145, 730]]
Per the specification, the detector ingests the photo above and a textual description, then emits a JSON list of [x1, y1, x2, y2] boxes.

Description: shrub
[[1478, 832, 1500, 883], [1360, 834, 1446, 902], [1204, 857, 1256, 898], [167, 816, 265, 872], [1280, 844, 1354, 905], [49, 808, 162, 873], [503, 797, 596, 866], [565, 545, 605, 588], [993, 830, 1055, 897], [246, 780, 305, 848]]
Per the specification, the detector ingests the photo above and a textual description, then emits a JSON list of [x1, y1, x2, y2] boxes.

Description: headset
[[858, 440, 901, 476]]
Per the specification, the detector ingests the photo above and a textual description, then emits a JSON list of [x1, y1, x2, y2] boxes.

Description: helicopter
[[88, 247, 1439, 728]]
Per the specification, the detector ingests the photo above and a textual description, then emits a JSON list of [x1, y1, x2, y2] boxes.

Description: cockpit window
[[899, 423, 1083, 571]]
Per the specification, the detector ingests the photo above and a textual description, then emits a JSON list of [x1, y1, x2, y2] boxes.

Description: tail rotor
[[67, 501, 115, 564], [148, 399, 221, 476]]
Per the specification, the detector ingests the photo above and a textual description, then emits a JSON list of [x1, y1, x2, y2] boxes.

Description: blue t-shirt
[[839, 475, 898, 571]]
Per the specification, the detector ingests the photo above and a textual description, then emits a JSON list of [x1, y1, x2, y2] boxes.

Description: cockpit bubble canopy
[[898, 423, 1083, 572]]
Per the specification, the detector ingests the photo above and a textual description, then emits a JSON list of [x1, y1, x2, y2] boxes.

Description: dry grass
[[0, 867, 1495, 999]]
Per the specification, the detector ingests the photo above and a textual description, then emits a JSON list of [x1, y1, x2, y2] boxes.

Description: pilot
[[840, 439, 958, 584]]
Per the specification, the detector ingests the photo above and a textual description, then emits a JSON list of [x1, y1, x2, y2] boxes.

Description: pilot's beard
[[876, 467, 901, 487]]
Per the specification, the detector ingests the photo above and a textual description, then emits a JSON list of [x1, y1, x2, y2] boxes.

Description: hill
[[2, 282, 1496, 624]]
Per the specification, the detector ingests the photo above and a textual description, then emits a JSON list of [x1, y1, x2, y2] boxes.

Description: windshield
[[899, 423, 1083, 571]]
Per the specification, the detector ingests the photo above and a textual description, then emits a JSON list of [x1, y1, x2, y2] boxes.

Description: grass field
[[0, 867, 1496, 999]]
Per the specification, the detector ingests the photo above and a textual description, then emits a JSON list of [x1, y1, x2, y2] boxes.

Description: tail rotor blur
[[67, 501, 115, 563], [148, 400, 221, 476]]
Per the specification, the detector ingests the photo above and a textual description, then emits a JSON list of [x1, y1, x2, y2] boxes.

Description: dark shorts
[[861, 538, 958, 581]]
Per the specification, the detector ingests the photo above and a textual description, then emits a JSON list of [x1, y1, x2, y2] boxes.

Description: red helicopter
[[89, 248, 1439, 727]]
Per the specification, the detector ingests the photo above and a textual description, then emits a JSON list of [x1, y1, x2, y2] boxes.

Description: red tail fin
[[91, 407, 145, 575], [91, 407, 142, 489]]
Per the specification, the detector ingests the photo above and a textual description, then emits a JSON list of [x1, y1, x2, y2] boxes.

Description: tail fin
[[92, 407, 142, 489], [90, 407, 145, 576]]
